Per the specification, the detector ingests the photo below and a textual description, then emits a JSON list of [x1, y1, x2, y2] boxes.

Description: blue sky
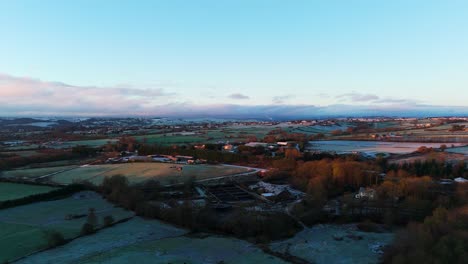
[[0, 0, 467, 117]]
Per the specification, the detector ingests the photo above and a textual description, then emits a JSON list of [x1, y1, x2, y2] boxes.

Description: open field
[[446, 146, 468, 155], [0, 191, 133, 262], [1, 150, 41, 157], [307, 140, 466, 156], [269, 224, 394, 264], [0, 182, 58, 201], [49, 139, 117, 149], [17, 217, 187, 264], [0, 165, 78, 180], [19, 216, 286, 264], [45, 163, 253, 185]]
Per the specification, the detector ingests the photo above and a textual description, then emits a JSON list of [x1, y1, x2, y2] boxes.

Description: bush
[[356, 220, 383, 233], [103, 215, 114, 227], [80, 223, 95, 235], [44, 230, 66, 248]]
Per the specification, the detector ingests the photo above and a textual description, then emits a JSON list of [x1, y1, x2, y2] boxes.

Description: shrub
[[103, 215, 114, 227], [44, 230, 66, 248], [80, 223, 95, 235]]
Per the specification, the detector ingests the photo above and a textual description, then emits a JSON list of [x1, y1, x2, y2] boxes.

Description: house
[[175, 155, 194, 163], [223, 144, 234, 151], [454, 177, 468, 183], [245, 142, 268, 148], [194, 144, 205, 150], [355, 187, 376, 200]]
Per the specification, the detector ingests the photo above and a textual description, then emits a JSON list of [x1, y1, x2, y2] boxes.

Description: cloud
[[272, 95, 295, 104], [0, 73, 466, 118], [0, 73, 175, 116], [228, 93, 249, 100], [336, 92, 379, 102]]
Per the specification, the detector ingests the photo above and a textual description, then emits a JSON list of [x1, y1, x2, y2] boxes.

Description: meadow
[[269, 224, 394, 264], [18, 217, 286, 264], [445, 145, 468, 155], [307, 140, 465, 156], [0, 191, 133, 263], [0, 165, 78, 180], [0, 182, 58, 201], [48, 163, 252, 185]]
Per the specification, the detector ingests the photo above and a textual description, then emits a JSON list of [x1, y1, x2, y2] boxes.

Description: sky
[[0, 0, 467, 118]]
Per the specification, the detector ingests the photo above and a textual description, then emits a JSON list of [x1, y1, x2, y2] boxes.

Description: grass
[[18, 217, 286, 264], [0, 191, 134, 262], [50, 139, 117, 149], [0, 182, 58, 201], [48, 163, 252, 185], [79, 236, 287, 264], [1, 150, 41, 157], [269, 224, 394, 264], [307, 140, 465, 156], [0, 165, 78, 180], [446, 146, 468, 155]]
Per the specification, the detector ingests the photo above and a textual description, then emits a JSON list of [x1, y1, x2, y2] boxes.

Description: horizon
[[1, 1, 467, 117]]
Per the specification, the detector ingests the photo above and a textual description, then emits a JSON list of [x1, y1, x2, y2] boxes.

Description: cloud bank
[[0, 74, 466, 118]]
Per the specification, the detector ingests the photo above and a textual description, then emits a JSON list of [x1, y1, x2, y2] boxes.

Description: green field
[[0, 191, 133, 262], [446, 146, 468, 155], [270, 224, 394, 264], [0, 165, 78, 180], [0, 182, 58, 201], [1, 150, 41, 157], [79, 235, 286, 264], [47, 163, 252, 185], [50, 139, 117, 149], [18, 217, 286, 264]]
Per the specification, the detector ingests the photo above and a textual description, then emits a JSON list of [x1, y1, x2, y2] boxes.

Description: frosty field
[[0, 182, 58, 201], [0, 191, 133, 262]]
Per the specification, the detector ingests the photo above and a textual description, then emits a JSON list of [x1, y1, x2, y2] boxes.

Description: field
[[269, 224, 394, 264], [1, 150, 41, 157], [0, 182, 58, 201], [42, 163, 253, 185], [0, 191, 133, 262], [18, 217, 286, 264], [49, 139, 117, 149], [446, 146, 468, 155], [307, 140, 466, 156], [0, 165, 78, 180]]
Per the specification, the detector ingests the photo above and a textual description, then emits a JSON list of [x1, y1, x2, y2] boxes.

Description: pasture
[[307, 140, 465, 156], [49, 139, 117, 149], [0, 191, 133, 262], [46, 163, 252, 185], [0, 165, 78, 180], [0, 182, 58, 202], [269, 224, 394, 264], [446, 146, 468, 155], [19, 216, 286, 264]]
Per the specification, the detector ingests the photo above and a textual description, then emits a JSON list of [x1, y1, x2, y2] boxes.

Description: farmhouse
[[245, 142, 268, 148], [355, 187, 376, 200]]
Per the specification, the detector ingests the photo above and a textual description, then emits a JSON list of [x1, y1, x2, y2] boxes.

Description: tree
[[44, 230, 66, 248], [440, 144, 447, 152], [87, 208, 98, 227], [103, 215, 114, 227], [80, 223, 95, 235]]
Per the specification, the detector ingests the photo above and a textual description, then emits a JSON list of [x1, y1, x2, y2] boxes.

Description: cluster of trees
[[0, 149, 80, 170], [449, 124, 466, 132], [100, 175, 301, 242], [135, 202, 301, 242], [387, 160, 467, 179], [288, 158, 380, 199], [383, 206, 468, 263]]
